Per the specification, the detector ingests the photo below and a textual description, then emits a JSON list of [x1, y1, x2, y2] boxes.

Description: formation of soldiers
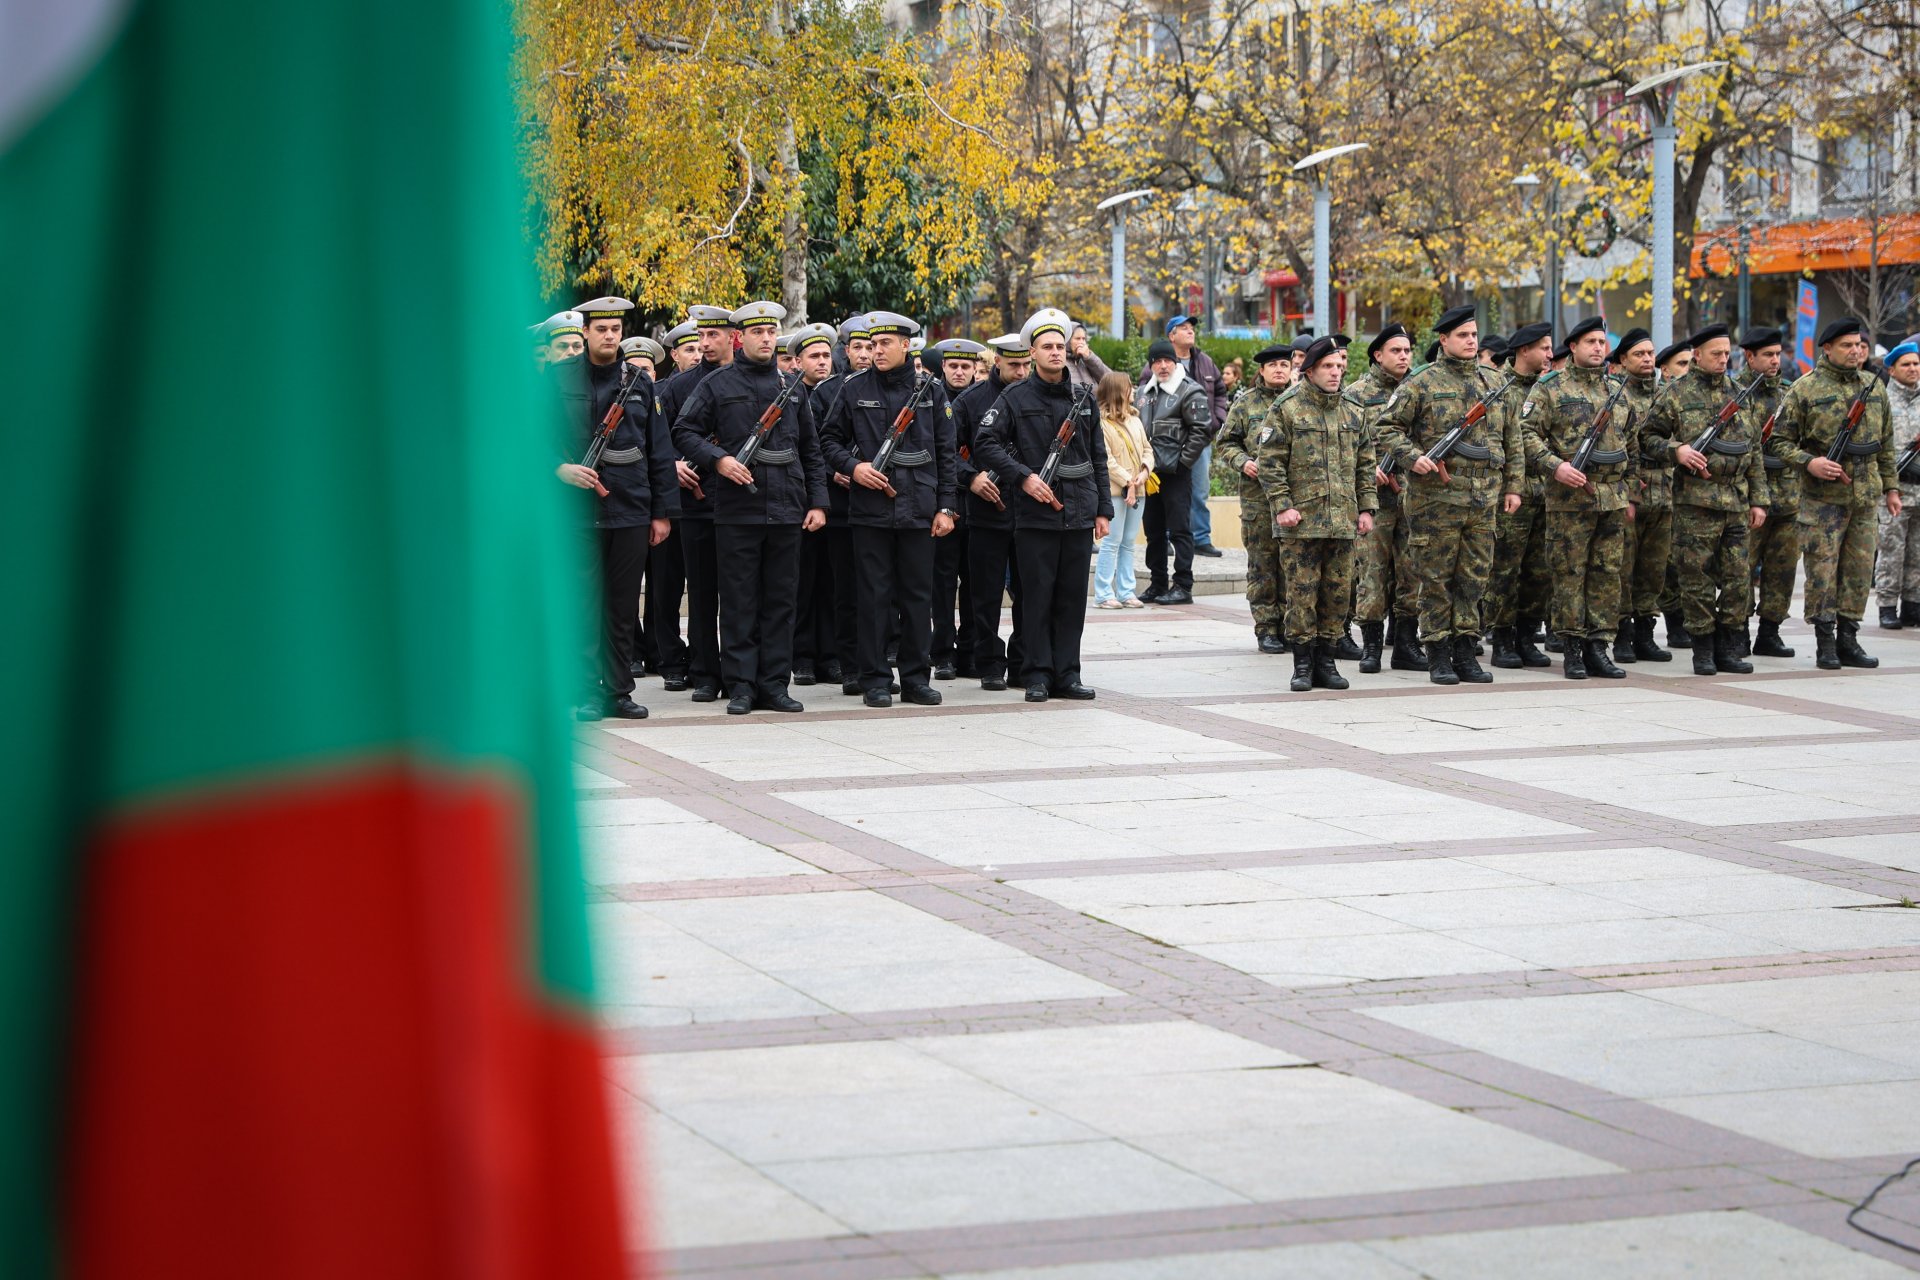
[[539, 294, 1912, 718], [543, 299, 1108, 719]]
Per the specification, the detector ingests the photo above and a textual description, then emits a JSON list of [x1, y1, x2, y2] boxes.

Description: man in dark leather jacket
[[1135, 338, 1213, 604]]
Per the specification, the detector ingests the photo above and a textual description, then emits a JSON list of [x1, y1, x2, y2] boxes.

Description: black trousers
[[967, 524, 1024, 681], [1015, 527, 1094, 690], [851, 525, 934, 691], [1144, 464, 1195, 591], [643, 524, 689, 676], [678, 517, 722, 691], [824, 526, 861, 683], [931, 524, 974, 668], [794, 527, 838, 669], [716, 523, 802, 699], [589, 524, 648, 700]]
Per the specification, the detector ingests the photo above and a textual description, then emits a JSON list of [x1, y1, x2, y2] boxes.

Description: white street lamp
[[1626, 61, 1727, 350], [1097, 188, 1155, 339], [1292, 143, 1370, 337]]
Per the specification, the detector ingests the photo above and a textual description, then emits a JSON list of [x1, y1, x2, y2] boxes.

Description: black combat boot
[[1312, 640, 1350, 690], [1904, 601, 1920, 628], [1665, 609, 1693, 648], [1612, 619, 1638, 664], [1391, 619, 1430, 671], [1257, 632, 1287, 655], [1632, 615, 1672, 662], [1753, 619, 1795, 657], [1814, 619, 1841, 670], [1490, 626, 1522, 669], [1427, 640, 1460, 685], [1735, 620, 1752, 659], [1333, 623, 1364, 661], [1453, 634, 1493, 683], [1690, 634, 1717, 675], [1560, 636, 1588, 679], [1544, 632, 1564, 653], [1836, 619, 1879, 668], [1289, 646, 1313, 692], [1712, 626, 1753, 674], [1359, 621, 1385, 673], [1881, 605, 1904, 630], [1514, 619, 1552, 667], [1585, 637, 1626, 679]]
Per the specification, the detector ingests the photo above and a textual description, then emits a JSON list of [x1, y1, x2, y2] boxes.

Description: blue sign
[[1794, 280, 1819, 375]]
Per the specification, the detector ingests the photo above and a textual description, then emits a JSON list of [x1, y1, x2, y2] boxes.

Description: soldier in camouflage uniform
[[1373, 305, 1525, 685], [1611, 328, 1672, 662], [1215, 344, 1294, 653], [1259, 335, 1378, 692], [1347, 323, 1425, 674], [1641, 324, 1770, 675], [1874, 341, 1920, 628], [1520, 316, 1635, 680], [1771, 317, 1903, 669], [1486, 322, 1556, 669], [1735, 328, 1798, 657]]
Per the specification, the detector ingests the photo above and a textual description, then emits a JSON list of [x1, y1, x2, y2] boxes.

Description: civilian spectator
[[1094, 372, 1152, 608]]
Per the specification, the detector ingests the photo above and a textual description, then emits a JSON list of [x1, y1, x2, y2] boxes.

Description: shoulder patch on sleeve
[[1522, 399, 1535, 417]]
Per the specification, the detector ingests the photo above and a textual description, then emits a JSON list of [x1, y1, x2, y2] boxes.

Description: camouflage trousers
[[1749, 504, 1800, 623], [1798, 499, 1876, 622], [1405, 498, 1495, 643], [1546, 507, 1626, 639], [1242, 487, 1286, 638], [1279, 536, 1357, 642], [1485, 499, 1549, 630], [1355, 488, 1411, 624], [1621, 502, 1673, 618], [1672, 505, 1752, 634], [1875, 506, 1920, 605]]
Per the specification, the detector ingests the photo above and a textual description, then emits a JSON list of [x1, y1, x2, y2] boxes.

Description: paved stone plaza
[[576, 594, 1920, 1278]]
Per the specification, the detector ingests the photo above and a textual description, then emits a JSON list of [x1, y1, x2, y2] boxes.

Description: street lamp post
[[1097, 188, 1154, 339], [1292, 142, 1370, 337], [1627, 61, 1726, 352]]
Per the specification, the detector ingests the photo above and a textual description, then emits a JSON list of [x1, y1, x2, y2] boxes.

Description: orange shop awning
[[1692, 213, 1920, 278]]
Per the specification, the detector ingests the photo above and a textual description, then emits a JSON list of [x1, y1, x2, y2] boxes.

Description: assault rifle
[[1823, 377, 1879, 483], [736, 372, 804, 495], [1687, 376, 1764, 454], [1379, 372, 1519, 488], [581, 361, 649, 498], [1035, 383, 1093, 511], [1567, 375, 1632, 483], [870, 372, 935, 498]]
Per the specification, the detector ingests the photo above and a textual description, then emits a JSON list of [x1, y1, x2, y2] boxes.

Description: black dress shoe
[[1193, 543, 1224, 558], [1137, 585, 1166, 604], [629, 659, 647, 677], [885, 647, 899, 665], [822, 659, 844, 683], [726, 693, 753, 715], [863, 688, 893, 708], [1157, 587, 1194, 605], [955, 661, 978, 679], [980, 675, 1008, 691], [1257, 634, 1286, 655], [792, 661, 816, 686], [607, 696, 649, 719], [1051, 683, 1096, 700], [689, 683, 719, 703], [841, 680, 863, 696], [662, 673, 690, 692], [901, 684, 942, 706], [573, 701, 605, 722], [933, 663, 957, 681], [1024, 684, 1050, 702], [755, 692, 804, 713]]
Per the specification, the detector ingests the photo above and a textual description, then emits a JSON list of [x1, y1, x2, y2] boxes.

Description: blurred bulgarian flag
[[1, 3, 629, 1278]]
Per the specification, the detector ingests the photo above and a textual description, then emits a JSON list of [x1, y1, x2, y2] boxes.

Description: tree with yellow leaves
[[514, 0, 1025, 324]]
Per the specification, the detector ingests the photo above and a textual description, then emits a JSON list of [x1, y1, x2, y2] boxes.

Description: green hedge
[[1089, 335, 1279, 378]]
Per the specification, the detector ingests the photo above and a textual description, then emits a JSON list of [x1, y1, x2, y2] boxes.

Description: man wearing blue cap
[[1158, 314, 1228, 555], [1876, 339, 1920, 629]]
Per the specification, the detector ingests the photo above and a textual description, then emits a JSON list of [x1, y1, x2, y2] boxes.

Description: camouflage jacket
[[1771, 356, 1898, 508], [1733, 368, 1796, 512], [1623, 373, 1668, 508], [1520, 363, 1634, 513], [1507, 369, 1549, 501], [1214, 381, 1287, 507], [1257, 381, 1378, 539], [1889, 376, 1920, 502], [1371, 354, 1524, 511], [1344, 365, 1404, 507], [1641, 368, 1769, 512]]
